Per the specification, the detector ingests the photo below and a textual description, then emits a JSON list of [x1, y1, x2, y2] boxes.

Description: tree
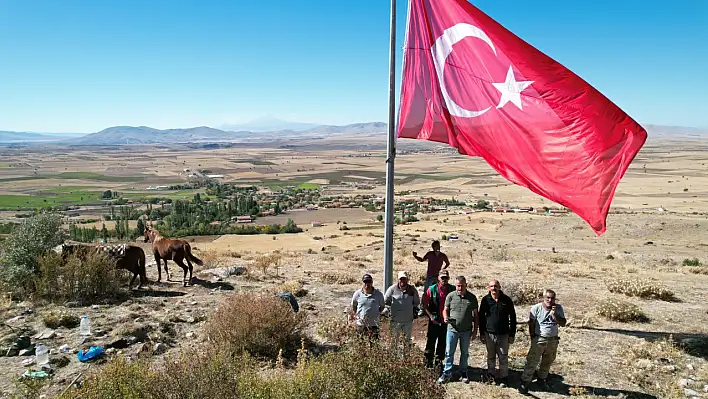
[[101, 223, 109, 242], [136, 218, 145, 237], [0, 213, 64, 294], [101, 190, 113, 200], [376, 215, 383, 222]]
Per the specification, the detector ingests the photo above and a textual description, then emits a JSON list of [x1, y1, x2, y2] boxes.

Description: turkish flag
[[397, 0, 647, 235]]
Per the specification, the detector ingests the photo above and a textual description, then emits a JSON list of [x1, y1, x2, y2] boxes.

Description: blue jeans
[[425, 275, 437, 289], [443, 329, 471, 375]]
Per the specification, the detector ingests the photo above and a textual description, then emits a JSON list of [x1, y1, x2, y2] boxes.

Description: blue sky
[[0, 0, 706, 133]]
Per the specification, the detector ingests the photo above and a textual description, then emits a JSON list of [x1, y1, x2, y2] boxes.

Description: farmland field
[[0, 137, 708, 399]]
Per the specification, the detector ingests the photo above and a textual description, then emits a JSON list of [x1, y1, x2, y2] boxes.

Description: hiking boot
[[537, 378, 551, 391], [485, 373, 496, 385], [519, 381, 529, 395], [498, 377, 508, 388], [437, 373, 450, 384]]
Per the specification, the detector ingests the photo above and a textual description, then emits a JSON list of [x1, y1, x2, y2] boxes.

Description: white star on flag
[[493, 66, 534, 109]]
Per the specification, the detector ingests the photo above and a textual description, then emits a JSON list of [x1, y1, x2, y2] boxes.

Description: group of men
[[349, 240, 567, 395]]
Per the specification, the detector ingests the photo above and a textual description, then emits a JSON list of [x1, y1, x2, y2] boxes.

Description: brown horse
[[60, 242, 147, 290], [143, 225, 203, 287]]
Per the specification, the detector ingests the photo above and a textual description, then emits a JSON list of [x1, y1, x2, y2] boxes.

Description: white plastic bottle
[[35, 343, 49, 365], [79, 315, 91, 336]]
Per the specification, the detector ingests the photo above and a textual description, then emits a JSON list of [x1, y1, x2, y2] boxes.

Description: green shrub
[[60, 357, 157, 399], [0, 213, 64, 295], [62, 339, 443, 399], [683, 258, 701, 266]]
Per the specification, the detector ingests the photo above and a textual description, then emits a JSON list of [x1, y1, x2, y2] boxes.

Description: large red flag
[[397, 0, 647, 235]]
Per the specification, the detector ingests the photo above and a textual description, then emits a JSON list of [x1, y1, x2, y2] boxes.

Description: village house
[[234, 216, 253, 223]]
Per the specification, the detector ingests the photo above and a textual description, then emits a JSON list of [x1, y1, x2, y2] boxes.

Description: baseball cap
[[439, 270, 450, 278], [397, 271, 409, 280], [362, 273, 373, 282]]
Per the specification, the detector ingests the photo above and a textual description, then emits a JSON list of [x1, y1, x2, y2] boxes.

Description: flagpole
[[383, 0, 397, 290]]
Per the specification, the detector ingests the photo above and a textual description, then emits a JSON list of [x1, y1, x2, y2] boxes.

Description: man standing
[[350, 273, 385, 341], [413, 240, 450, 290], [384, 271, 420, 351], [422, 270, 454, 369], [519, 289, 566, 395], [438, 276, 478, 384], [479, 280, 516, 387]]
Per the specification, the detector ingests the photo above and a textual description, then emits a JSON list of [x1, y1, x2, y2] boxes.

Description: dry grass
[[42, 309, 80, 329], [615, 338, 687, 398], [596, 297, 649, 322], [34, 251, 128, 304], [605, 278, 676, 301], [198, 249, 220, 266], [688, 266, 708, 275], [251, 252, 283, 276], [204, 293, 306, 359], [503, 281, 542, 305], [319, 272, 357, 285], [279, 280, 308, 297]]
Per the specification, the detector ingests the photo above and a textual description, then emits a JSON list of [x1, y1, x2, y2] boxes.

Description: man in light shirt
[[350, 273, 385, 341], [519, 289, 567, 395]]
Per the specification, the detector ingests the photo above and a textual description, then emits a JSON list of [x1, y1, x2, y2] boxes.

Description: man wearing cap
[[479, 279, 517, 387], [438, 275, 478, 384], [422, 270, 454, 369], [350, 273, 385, 340], [384, 271, 420, 351]]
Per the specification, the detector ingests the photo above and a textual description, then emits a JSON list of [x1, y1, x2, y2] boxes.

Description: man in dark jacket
[[421, 270, 454, 369], [479, 279, 517, 387]]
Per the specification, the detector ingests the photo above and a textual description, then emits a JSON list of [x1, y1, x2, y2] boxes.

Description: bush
[[42, 310, 80, 329], [319, 272, 357, 285], [503, 281, 542, 305], [35, 251, 128, 304], [280, 280, 308, 297], [0, 213, 64, 295], [63, 338, 443, 399], [605, 278, 676, 301], [683, 257, 702, 266], [596, 298, 649, 322], [204, 293, 306, 359], [60, 356, 157, 399], [252, 252, 282, 275]]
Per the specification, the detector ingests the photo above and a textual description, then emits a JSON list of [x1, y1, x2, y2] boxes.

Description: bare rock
[[34, 329, 56, 340], [153, 343, 167, 355]]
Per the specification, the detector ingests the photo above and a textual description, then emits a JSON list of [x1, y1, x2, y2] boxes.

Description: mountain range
[[0, 120, 705, 146]]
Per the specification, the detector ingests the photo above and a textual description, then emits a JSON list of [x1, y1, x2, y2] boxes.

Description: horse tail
[[185, 243, 203, 266], [138, 247, 148, 281]]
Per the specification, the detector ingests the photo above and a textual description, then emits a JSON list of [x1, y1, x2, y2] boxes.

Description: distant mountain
[[63, 126, 244, 145], [643, 124, 708, 139], [55, 122, 387, 145], [221, 116, 320, 133], [0, 131, 85, 143], [16, 121, 705, 147]]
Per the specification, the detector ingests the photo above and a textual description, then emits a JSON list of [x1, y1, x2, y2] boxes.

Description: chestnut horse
[[143, 226, 203, 287]]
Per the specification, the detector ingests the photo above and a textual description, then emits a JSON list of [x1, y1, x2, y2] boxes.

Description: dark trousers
[[424, 321, 447, 366]]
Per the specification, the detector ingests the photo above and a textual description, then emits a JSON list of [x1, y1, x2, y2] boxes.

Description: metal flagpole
[[383, 0, 397, 290]]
